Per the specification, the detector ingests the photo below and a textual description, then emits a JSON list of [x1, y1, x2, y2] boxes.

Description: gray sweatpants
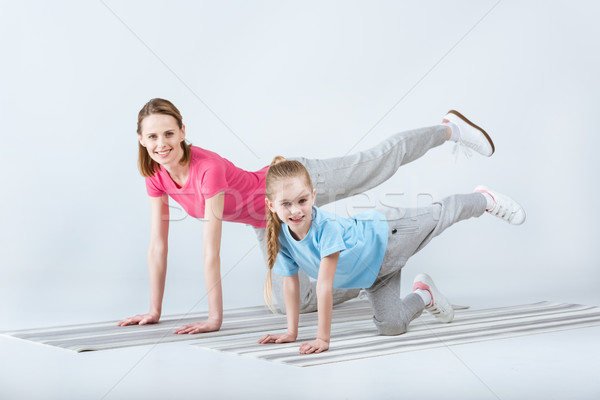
[[366, 193, 486, 335], [254, 125, 448, 313]]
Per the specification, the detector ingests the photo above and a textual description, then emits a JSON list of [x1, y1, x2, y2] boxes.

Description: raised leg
[[377, 192, 487, 276], [291, 125, 448, 206]]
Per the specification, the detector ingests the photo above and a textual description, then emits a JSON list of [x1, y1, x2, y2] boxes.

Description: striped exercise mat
[[0, 300, 373, 352], [190, 301, 600, 367]]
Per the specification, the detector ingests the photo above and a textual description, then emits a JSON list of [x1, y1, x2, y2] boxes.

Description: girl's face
[[266, 177, 316, 239], [138, 113, 186, 166]]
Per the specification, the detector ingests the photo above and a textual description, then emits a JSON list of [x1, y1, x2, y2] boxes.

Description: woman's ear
[[138, 135, 146, 147], [181, 124, 186, 141]]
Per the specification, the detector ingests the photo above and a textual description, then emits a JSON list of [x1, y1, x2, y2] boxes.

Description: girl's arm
[[283, 274, 300, 337], [174, 191, 225, 334], [299, 251, 339, 354], [118, 194, 170, 326], [258, 274, 299, 344]]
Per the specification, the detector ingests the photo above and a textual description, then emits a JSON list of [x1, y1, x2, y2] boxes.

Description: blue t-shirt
[[273, 207, 389, 289]]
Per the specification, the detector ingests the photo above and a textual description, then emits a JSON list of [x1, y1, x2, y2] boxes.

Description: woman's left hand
[[299, 338, 329, 354], [173, 318, 222, 334]]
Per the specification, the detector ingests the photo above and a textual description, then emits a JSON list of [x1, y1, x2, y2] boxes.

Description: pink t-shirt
[[145, 146, 268, 228]]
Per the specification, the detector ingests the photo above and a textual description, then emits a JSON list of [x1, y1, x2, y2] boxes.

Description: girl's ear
[[312, 188, 317, 202], [265, 197, 276, 213]]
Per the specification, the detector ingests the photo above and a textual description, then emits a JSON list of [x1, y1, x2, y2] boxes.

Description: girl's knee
[[298, 291, 318, 314], [298, 302, 318, 314], [373, 318, 409, 336]]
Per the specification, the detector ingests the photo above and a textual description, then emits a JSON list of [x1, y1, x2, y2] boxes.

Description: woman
[[118, 98, 494, 334]]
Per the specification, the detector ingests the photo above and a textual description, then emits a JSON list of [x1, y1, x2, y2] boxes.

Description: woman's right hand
[[257, 332, 297, 344], [117, 312, 160, 326], [121, 195, 168, 329]]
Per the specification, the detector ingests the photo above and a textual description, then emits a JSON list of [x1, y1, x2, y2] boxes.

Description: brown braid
[[263, 156, 313, 312]]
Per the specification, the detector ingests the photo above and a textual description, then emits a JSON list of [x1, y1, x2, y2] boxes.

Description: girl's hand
[[258, 332, 297, 344], [117, 312, 160, 326], [173, 318, 222, 334], [299, 338, 329, 354]]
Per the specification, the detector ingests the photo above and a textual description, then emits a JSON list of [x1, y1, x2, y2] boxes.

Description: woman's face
[[138, 113, 186, 166]]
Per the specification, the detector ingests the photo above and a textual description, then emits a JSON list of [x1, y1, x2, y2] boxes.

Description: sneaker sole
[[447, 109, 495, 156]]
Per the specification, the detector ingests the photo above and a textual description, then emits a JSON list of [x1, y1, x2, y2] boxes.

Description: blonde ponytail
[[263, 155, 314, 313]]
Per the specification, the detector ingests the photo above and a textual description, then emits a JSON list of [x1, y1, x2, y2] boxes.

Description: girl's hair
[[137, 98, 192, 177], [264, 156, 313, 312]]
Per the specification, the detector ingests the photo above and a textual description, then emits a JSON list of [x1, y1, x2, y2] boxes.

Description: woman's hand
[[117, 312, 160, 326], [299, 338, 329, 354], [173, 318, 222, 334], [258, 332, 297, 344]]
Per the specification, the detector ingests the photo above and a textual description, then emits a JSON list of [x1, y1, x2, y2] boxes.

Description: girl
[[119, 98, 496, 334], [258, 158, 524, 354]]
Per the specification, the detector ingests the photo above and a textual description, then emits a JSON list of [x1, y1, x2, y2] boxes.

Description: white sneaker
[[475, 185, 526, 225], [413, 273, 454, 323], [443, 110, 495, 157]]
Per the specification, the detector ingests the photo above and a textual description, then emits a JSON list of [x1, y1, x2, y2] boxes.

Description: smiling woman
[[119, 97, 496, 335], [137, 100, 191, 181]]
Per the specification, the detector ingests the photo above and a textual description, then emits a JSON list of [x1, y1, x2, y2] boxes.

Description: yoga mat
[[190, 301, 600, 367], [0, 300, 373, 352]]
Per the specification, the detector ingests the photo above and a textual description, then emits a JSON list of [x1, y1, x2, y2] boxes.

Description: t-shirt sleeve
[[317, 219, 347, 258], [145, 176, 164, 197], [273, 246, 299, 277], [199, 158, 228, 198]]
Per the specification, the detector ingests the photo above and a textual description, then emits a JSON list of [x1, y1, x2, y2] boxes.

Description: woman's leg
[[291, 125, 448, 206], [365, 269, 425, 335], [253, 227, 361, 313]]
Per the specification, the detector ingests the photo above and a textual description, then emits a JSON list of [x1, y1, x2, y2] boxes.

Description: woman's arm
[[118, 194, 170, 326], [299, 251, 339, 354], [258, 274, 299, 344], [174, 191, 225, 334]]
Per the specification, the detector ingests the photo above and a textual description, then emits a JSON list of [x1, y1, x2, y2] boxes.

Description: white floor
[[2, 294, 600, 400]]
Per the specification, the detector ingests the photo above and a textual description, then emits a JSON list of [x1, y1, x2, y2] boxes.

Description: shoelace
[[451, 139, 474, 161], [427, 305, 442, 316], [489, 203, 515, 222], [426, 294, 452, 314]]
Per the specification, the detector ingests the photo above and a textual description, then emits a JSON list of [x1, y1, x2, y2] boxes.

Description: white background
[[1, 1, 599, 399]]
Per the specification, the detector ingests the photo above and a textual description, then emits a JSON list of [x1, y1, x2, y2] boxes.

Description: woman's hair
[[264, 156, 313, 312], [136, 98, 192, 177]]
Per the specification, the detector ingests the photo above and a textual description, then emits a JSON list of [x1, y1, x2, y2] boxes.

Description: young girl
[[258, 158, 525, 354]]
